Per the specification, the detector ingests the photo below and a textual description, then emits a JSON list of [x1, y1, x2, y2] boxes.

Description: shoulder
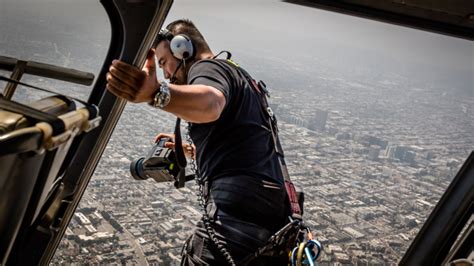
[[187, 59, 237, 85], [189, 59, 233, 75]]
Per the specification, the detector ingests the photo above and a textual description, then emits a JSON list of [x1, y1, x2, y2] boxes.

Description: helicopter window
[[2, 0, 470, 264], [0, 0, 110, 103]]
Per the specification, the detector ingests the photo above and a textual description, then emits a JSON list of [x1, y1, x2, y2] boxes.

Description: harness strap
[[221, 58, 303, 218]]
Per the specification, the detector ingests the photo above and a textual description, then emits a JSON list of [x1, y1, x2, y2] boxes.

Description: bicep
[[191, 76, 228, 109], [188, 61, 233, 111]]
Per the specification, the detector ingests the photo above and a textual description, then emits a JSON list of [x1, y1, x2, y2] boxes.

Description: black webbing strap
[[220, 58, 303, 219], [0, 95, 66, 135], [174, 118, 187, 188]]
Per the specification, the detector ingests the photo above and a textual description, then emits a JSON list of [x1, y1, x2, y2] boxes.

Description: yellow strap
[[296, 242, 306, 266], [226, 59, 239, 67]]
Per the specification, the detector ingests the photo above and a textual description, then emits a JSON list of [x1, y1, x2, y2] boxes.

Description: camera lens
[[130, 157, 147, 180]]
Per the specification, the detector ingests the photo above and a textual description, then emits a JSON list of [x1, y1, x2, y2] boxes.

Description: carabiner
[[303, 246, 315, 266], [302, 239, 322, 264], [290, 246, 299, 266], [289, 226, 322, 266]]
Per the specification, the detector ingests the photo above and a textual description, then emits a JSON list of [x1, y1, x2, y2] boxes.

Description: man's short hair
[[155, 19, 210, 52]]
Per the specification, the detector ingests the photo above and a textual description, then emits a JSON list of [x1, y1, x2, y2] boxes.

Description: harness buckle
[[267, 107, 274, 119], [258, 80, 269, 97]]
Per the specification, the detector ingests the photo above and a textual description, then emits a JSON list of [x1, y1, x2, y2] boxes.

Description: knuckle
[[137, 79, 145, 88], [138, 71, 146, 80], [110, 67, 117, 75]]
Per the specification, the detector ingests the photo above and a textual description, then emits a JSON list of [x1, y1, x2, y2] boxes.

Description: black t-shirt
[[187, 59, 284, 185]]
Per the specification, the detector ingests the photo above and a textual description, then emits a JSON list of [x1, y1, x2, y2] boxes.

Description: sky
[[0, 0, 472, 94], [164, 0, 473, 73]]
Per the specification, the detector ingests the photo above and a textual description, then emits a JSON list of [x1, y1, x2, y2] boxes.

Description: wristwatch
[[150, 81, 171, 108]]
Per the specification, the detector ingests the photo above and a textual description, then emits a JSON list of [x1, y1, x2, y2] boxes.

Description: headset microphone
[[169, 59, 184, 84]]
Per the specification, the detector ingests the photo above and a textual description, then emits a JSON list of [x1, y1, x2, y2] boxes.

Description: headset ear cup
[[170, 34, 195, 60]]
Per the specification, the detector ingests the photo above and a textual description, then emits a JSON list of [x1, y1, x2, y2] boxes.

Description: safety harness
[[173, 52, 322, 265], [222, 57, 303, 219], [221, 55, 322, 265]]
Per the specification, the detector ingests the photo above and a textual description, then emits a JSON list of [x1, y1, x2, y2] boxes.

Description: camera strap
[[173, 118, 188, 188]]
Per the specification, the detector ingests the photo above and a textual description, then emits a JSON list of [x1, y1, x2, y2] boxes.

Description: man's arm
[[106, 50, 226, 123], [161, 83, 225, 123]]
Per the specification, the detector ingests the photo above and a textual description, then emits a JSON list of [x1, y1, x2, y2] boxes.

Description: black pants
[[181, 176, 290, 265]]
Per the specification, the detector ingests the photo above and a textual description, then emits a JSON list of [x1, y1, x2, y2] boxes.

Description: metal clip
[[84, 116, 102, 132], [304, 239, 322, 264], [267, 107, 274, 119], [258, 80, 269, 97], [289, 225, 322, 266]]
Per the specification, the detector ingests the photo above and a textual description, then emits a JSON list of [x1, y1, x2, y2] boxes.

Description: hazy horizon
[[1, 0, 472, 264], [1, 0, 472, 95]]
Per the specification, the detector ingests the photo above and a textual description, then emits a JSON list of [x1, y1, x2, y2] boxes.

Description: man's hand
[[106, 49, 159, 103], [155, 133, 196, 159]]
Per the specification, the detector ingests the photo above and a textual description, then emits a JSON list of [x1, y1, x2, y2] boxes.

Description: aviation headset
[[158, 28, 195, 61]]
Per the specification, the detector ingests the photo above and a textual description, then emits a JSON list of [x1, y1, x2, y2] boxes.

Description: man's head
[[155, 19, 212, 85]]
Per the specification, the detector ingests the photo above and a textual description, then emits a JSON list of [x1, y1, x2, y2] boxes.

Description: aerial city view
[[1, 0, 472, 265], [49, 61, 472, 265]]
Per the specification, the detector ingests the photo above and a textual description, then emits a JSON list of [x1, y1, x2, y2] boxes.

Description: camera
[[130, 138, 180, 183]]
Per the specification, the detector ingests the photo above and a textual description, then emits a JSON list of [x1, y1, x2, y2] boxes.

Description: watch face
[[153, 92, 162, 108], [153, 83, 170, 108]]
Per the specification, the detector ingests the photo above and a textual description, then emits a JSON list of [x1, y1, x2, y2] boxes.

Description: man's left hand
[[154, 132, 196, 159]]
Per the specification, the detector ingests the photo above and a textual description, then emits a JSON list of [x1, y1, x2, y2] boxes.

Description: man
[[107, 19, 290, 265]]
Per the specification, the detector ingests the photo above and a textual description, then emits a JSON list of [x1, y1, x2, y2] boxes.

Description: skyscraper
[[308, 109, 328, 131]]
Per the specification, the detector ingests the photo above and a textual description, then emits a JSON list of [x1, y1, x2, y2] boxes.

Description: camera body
[[130, 138, 180, 183]]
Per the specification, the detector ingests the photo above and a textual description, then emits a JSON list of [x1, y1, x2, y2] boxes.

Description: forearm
[[160, 83, 225, 123]]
